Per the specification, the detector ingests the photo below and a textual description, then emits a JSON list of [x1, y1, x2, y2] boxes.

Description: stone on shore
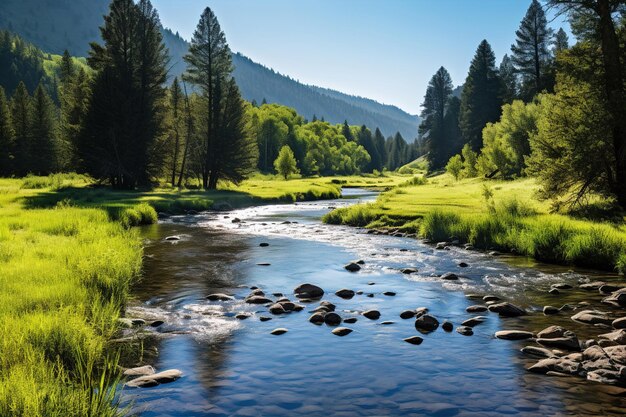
[[495, 330, 534, 340], [528, 358, 581, 375], [571, 310, 612, 326], [125, 369, 183, 388], [521, 346, 555, 358], [598, 329, 626, 344]]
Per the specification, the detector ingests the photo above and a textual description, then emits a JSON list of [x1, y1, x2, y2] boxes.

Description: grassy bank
[[0, 177, 143, 416], [324, 174, 626, 273]]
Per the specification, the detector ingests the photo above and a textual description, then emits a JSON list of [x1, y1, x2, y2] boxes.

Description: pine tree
[[499, 54, 518, 103], [356, 125, 380, 172], [184, 6, 234, 189], [373, 128, 387, 171], [460, 40, 503, 151], [167, 77, 184, 186], [419, 66, 454, 169], [0, 86, 15, 175], [342, 120, 354, 141], [511, 0, 553, 99], [79, 0, 168, 188], [30, 84, 58, 175], [59, 49, 75, 83], [11, 82, 31, 176], [553, 28, 569, 54]]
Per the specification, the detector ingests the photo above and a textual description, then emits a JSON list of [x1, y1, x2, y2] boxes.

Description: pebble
[[456, 326, 474, 336], [362, 310, 381, 320], [270, 328, 288, 335], [442, 321, 453, 332], [332, 327, 353, 336], [335, 289, 355, 299], [403, 336, 424, 345]]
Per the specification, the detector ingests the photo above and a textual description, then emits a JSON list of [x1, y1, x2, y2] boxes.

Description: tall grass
[[0, 178, 142, 416]]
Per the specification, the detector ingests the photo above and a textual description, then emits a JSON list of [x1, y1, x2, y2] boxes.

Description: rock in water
[[612, 317, 626, 329], [603, 288, 626, 307], [123, 365, 156, 377], [571, 310, 612, 325], [401, 268, 418, 274], [521, 346, 555, 358], [543, 306, 560, 315], [343, 317, 358, 324], [309, 313, 325, 325], [528, 358, 581, 375], [414, 314, 439, 332], [259, 316, 272, 322], [488, 302, 526, 317], [404, 336, 424, 345], [495, 330, 534, 340], [271, 328, 288, 335], [462, 317, 487, 327], [466, 305, 488, 313], [324, 312, 342, 326], [383, 291, 396, 296], [598, 329, 626, 344], [294, 283, 325, 299], [344, 262, 361, 272], [206, 293, 234, 301], [335, 289, 355, 299], [245, 295, 273, 304], [440, 272, 458, 280], [165, 235, 180, 241], [362, 310, 381, 320], [400, 310, 416, 319], [442, 321, 453, 332], [259, 242, 270, 247], [456, 326, 474, 336], [269, 303, 287, 315], [125, 369, 183, 388], [332, 327, 353, 336]]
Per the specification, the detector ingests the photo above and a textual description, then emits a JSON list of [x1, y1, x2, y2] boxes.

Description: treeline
[[421, 0, 626, 209], [0, 2, 416, 188]]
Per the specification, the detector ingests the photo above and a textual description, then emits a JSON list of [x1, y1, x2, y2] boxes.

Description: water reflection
[[121, 191, 626, 416]]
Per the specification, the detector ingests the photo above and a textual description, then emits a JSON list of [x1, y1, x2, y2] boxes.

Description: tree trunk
[[596, 0, 626, 207]]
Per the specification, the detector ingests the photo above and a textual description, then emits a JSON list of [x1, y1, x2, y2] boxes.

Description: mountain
[[0, 0, 420, 140]]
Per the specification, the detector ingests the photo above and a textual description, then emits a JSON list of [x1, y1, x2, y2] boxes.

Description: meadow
[[324, 174, 626, 273]]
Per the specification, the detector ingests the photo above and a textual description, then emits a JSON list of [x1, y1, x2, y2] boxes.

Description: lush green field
[[324, 174, 626, 273]]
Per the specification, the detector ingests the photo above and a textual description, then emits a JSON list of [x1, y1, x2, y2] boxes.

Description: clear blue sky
[[151, 0, 569, 115]]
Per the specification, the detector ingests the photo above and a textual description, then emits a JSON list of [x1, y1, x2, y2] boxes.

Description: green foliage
[[0, 30, 49, 97], [274, 145, 299, 179], [118, 203, 157, 228], [10, 82, 31, 176], [461, 144, 478, 178], [0, 86, 14, 176], [30, 84, 58, 175], [499, 54, 518, 103], [322, 203, 378, 227], [446, 155, 463, 180]]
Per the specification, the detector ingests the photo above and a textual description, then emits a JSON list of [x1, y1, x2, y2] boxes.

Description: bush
[[419, 210, 461, 242]]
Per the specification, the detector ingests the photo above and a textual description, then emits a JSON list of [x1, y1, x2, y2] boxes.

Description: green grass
[[0, 176, 142, 416], [323, 174, 626, 273]]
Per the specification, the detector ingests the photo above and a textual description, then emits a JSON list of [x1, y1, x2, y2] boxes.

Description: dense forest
[[0, 0, 420, 140]]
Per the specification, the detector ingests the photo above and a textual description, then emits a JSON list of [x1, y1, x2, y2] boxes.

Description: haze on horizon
[[151, 0, 570, 115]]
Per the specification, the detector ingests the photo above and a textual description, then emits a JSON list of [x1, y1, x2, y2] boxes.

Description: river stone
[[324, 312, 342, 326], [251, 289, 266, 296], [528, 358, 581, 375], [401, 268, 418, 274], [344, 262, 361, 272], [279, 301, 296, 312], [123, 365, 156, 377], [466, 293, 484, 300], [149, 320, 164, 328], [414, 314, 439, 332], [235, 313, 252, 320], [604, 345, 626, 365], [521, 346, 555, 358], [231, 218, 241, 223], [246, 295, 273, 305], [483, 295, 500, 302], [599, 284, 624, 294], [259, 316, 272, 322], [312, 306, 330, 314], [462, 316, 487, 327], [612, 317, 626, 329], [440, 272, 458, 281], [603, 288, 626, 307], [335, 289, 355, 299], [548, 288, 560, 295], [599, 329, 626, 344], [543, 306, 560, 315], [415, 307, 429, 318], [537, 325, 568, 339], [404, 336, 424, 345], [552, 283, 573, 290], [366, 293, 374, 298], [537, 336, 580, 351], [165, 235, 180, 241], [294, 283, 324, 299], [495, 330, 534, 340], [363, 310, 381, 320], [380, 321, 395, 325], [271, 328, 288, 335], [456, 326, 473, 336], [125, 369, 183, 388], [488, 302, 526, 317], [383, 291, 396, 296], [309, 313, 325, 325], [571, 310, 612, 325], [269, 303, 287, 315], [343, 317, 358, 324], [435, 242, 448, 250], [292, 304, 305, 312], [207, 293, 234, 301], [259, 242, 269, 247], [442, 321, 453, 332], [332, 327, 353, 336], [458, 262, 469, 268], [466, 305, 488, 313], [587, 369, 625, 384], [320, 301, 336, 311], [579, 281, 606, 291], [400, 310, 416, 319]]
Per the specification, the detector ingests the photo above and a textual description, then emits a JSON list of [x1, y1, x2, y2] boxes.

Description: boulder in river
[[335, 289, 355, 299], [543, 306, 560, 315], [458, 262, 469, 268], [599, 284, 624, 295], [401, 268, 418, 274], [294, 283, 324, 300], [579, 281, 606, 291], [528, 358, 581, 375], [536, 326, 580, 351], [603, 288, 626, 307], [400, 310, 416, 319], [245, 295, 273, 305], [440, 272, 458, 281], [462, 316, 487, 327], [235, 313, 252, 320], [343, 317, 358, 324], [324, 312, 342, 326], [123, 365, 156, 377], [207, 293, 234, 302], [404, 336, 424, 345], [495, 330, 534, 340], [482, 295, 500, 302], [598, 329, 626, 345], [466, 305, 488, 313], [612, 317, 626, 329], [415, 307, 429, 318], [309, 313, 325, 325], [383, 291, 396, 296], [456, 326, 473, 336], [271, 328, 288, 335], [442, 321, 453, 332], [344, 262, 361, 272], [571, 310, 612, 326], [320, 301, 336, 311], [259, 316, 272, 322], [362, 310, 381, 320], [125, 369, 183, 388], [414, 314, 439, 332], [488, 302, 526, 317], [269, 303, 287, 315], [332, 327, 353, 336]]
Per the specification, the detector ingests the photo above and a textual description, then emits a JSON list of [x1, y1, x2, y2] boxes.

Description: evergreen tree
[[30, 84, 58, 174], [443, 96, 463, 154], [342, 120, 354, 141], [167, 77, 184, 186], [460, 40, 503, 151], [184, 6, 235, 189], [553, 28, 570, 54], [499, 54, 518, 103], [59, 67, 90, 170], [511, 0, 554, 99], [274, 145, 298, 179], [0, 86, 14, 176], [59, 49, 75, 83], [373, 127, 387, 171], [419, 66, 454, 170], [11, 81, 31, 176], [79, 0, 168, 188], [357, 125, 381, 172]]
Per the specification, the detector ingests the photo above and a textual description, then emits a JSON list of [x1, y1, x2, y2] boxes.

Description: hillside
[[0, 0, 419, 139]]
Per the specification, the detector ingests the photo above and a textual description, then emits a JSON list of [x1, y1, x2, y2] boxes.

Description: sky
[[151, 0, 570, 115]]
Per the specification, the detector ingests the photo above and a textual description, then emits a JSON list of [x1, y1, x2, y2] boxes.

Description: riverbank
[[323, 174, 626, 273]]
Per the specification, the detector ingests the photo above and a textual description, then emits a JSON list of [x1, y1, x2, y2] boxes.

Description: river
[[120, 189, 626, 417]]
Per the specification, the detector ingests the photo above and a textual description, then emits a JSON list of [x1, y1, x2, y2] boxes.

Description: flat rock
[[537, 336, 580, 351], [551, 283, 573, 290], [458, 262, 469, 268], [603, 288, 626, 307], [343, 317, 358, 324], [488, 302, 526, 317], [270, 328, 288, 335], [466, 305, 488, 313], [324, 312, 342, 326], [332, 327, 353, 336], [335, 289, 355, 299], [259, 316, 272, 322], [362, 310, 381, 320], [462, 316, 487, 327], [294, 283, 324, 299], [383, 291, 396, 296], [599, 284, 624, 294], [587, 369, 624, 384], [245, 295, 273, 304], [483, 295, 501, 302], [235, 313, 251, 320], [528, 358, 581, 375], [456, 326, 473, 336], [123, 365, 156, 377], [403, 336, 424, 345], [414, 314, 439, 332], [599, 329, 626, 344], [380, 321, 394, 325], [612, 317, 626, 329], [401, 268, 418, 274], [521, 346, 555, 358], [344, 262, 361, 272], [495, 330, 534, 340], [440, 272, 458, 281], [206, 293, 234, 301], [571, 310, 612, 326], [537, 325, 568, 339], [125, 369, 183, 388], [579, 281, 605, 291]]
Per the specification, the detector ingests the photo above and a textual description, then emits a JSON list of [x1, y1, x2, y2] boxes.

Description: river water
[[120, 189, 626, 416]]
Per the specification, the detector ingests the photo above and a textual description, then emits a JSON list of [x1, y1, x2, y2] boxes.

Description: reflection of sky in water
[[122, 190, 626, 417]]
